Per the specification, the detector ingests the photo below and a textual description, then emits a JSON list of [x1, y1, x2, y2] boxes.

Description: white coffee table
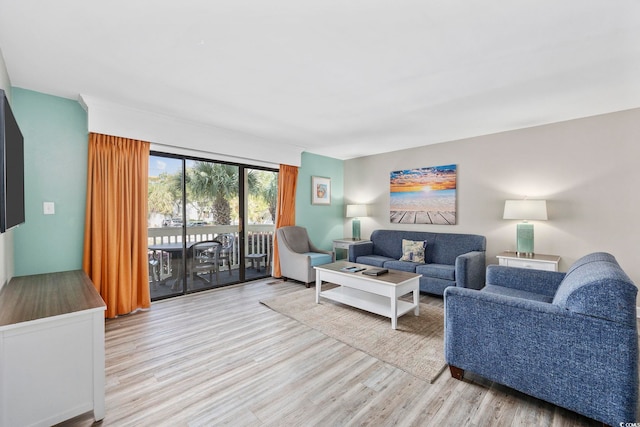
[[314, 261, 420, 329]]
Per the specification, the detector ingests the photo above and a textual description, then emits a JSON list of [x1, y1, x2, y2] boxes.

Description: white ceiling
[[1, 0, 639, 160]]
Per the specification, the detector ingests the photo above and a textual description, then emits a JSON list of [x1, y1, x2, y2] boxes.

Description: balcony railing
[[148, 225, 275, 282]]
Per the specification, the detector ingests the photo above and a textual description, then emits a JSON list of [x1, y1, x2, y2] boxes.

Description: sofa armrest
[[278, 239, 312, 269], [486, 265, 565, 298], [348, 241, 373, 262], [454, 251, 486, 290], [444, 286, 639, 425], [318, 249, 336, 263], [307, 241, 335, 262]]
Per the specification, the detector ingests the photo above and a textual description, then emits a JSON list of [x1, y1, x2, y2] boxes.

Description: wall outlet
[[43, 202, 55, 215]]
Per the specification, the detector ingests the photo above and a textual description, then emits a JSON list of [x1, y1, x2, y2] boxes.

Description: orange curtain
[[82, 133, 151, 318], [272, 164, 298, 277]]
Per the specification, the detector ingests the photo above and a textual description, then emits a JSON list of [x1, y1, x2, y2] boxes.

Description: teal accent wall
[[11, 88, 88, 276], [295, 152, 344, 250], [8, 89, 342, 274]]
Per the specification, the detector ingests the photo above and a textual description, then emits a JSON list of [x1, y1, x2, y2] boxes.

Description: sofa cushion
[[399, 239, 427, 263], [355, 255, 393, 267], [416, 263, 455, 281], [383, 260, 419, 272], [304, 252, 333, 267], [430, 233, 486, 265], [370, 230, 436, 260], [482, 284, 553, 303]]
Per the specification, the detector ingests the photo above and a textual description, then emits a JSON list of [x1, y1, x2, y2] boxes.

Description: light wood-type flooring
[[58, 278, 630, 427]]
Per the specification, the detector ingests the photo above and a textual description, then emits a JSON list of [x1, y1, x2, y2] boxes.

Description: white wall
[[79, 95, 303, 168], [345, 108, 640, 307], [0, 48, 14, 289]]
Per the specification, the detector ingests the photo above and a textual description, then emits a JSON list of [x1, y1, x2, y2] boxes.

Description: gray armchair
[[276, 226, 334, 287], [444, 252, 638, 426]]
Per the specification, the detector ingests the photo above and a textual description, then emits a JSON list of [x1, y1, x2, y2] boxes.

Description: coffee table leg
[[391, 296, 397, 329], [315, 270, 322, 304], [413, 288, 419, 316]]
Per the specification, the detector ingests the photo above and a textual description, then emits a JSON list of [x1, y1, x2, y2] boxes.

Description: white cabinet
[[332, 238, 371, 260], [496, 251, 560, 272], [0, 271, 106, 427]]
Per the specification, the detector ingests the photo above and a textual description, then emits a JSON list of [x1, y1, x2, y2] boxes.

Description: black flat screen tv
[[0, 89, 25, 233]]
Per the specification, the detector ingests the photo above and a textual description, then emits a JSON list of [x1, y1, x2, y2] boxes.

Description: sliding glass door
[[245, 168, 278, 281], [147, 153, 276, 301], [185, 159, 239, 293], [148, 155, 185, 300]]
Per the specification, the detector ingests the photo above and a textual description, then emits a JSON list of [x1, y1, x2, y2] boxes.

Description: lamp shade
[[346, 204, 367, 218], [503, 200, 548, 220]]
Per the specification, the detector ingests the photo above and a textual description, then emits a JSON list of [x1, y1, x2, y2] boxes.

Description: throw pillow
[[399, 239, 427, 263]]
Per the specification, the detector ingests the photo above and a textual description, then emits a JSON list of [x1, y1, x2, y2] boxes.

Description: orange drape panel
[[82, 133, 151, 318], [272, 164, 298, 277]]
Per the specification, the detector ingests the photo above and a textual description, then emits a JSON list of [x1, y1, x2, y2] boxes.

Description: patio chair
[[217, 233, 235, 276], [190, 240, 221, 285]]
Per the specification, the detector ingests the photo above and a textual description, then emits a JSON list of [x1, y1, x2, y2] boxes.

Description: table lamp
[[503, 199, 547, 256], [346, 204, 367, 240]]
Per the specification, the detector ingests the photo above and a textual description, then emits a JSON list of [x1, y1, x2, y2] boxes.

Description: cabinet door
[[2, 315, 96, 427]]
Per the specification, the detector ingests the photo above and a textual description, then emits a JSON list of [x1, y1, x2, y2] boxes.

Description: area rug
[[260, 288, 447, 383]]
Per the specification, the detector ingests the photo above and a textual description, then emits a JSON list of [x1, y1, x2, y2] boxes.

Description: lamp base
[[516, 251, 535, 257], [516, 222, 534, 256], [352, 218, 361, 241]]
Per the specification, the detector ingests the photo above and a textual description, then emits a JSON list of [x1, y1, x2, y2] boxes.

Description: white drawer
[[501, 258, 557, 271], [334, 241, 351, 250]]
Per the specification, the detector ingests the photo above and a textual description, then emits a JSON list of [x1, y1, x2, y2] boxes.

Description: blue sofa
[[348, 229, 486, 295], [444, 252, 639, 426]]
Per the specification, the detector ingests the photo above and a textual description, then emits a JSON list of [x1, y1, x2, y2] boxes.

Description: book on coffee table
[[362, 268, 388, 276]]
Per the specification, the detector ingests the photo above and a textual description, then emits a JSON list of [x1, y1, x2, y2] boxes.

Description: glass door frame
[[149, 151, 277, 301]]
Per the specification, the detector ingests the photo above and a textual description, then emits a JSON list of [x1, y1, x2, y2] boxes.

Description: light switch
[[43, 202, 55, 215]]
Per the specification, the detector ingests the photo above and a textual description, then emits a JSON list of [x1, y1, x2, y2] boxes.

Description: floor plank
[[57, 279, 618, 426]]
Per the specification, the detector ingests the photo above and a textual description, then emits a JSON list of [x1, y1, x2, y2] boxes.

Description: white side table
[[333, 238, 371, 260], [496, 251, 560, 272]]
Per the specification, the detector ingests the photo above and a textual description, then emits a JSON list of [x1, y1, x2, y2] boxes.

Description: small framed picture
[[311, 176, 331, 205]]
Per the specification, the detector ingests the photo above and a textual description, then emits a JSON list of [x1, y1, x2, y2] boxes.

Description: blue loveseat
[[348, 229, 486, 295], [444, 252, 639, 426]]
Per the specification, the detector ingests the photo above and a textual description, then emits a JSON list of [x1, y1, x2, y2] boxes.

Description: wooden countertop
[[0, 270, 106, 327]]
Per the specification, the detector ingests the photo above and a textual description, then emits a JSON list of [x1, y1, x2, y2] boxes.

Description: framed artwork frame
[[311, 176, 331, 205], [389, 164, 457, 225]]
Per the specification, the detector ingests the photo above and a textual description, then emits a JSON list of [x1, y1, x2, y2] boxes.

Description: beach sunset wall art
[[390, 164, 457, 224]]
